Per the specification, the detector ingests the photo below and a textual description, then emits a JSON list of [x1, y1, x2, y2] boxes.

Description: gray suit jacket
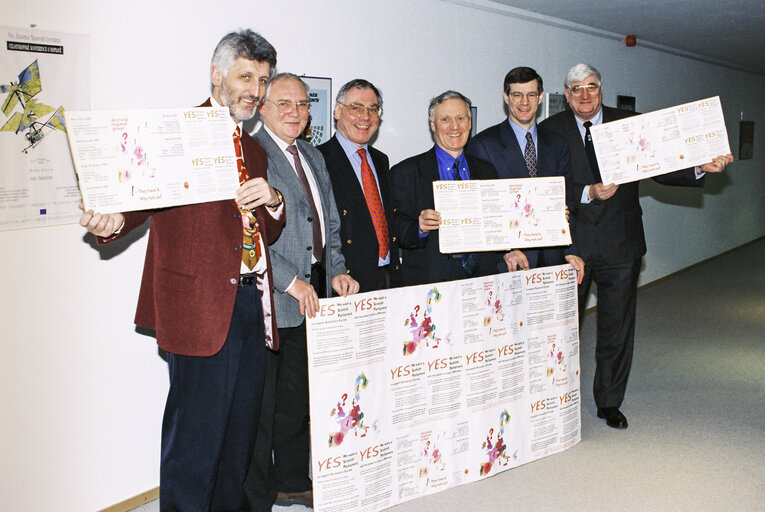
[[255, 128, 347, 328]]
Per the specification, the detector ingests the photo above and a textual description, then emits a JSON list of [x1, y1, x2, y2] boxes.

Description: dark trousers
[[579, 254, 642, 409], [160, 283, 266, 512], [246, 266, 324, 511]]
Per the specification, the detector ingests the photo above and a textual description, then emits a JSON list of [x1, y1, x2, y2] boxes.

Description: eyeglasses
[[507, 92, 540, 102], [338, 102, 382, 118], [266, 99, 311, 114], [569, 83, 600, 95]]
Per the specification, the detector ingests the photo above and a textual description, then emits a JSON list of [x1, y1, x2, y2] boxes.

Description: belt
[[239, 273, 258, 287]]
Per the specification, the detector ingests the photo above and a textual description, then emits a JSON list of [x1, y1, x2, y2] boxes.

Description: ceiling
[[489, 0, 765, 75]]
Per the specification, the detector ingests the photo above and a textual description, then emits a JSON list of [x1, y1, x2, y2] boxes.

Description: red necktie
[[357, 148, 389, 259], [233, 126, 261, 270]]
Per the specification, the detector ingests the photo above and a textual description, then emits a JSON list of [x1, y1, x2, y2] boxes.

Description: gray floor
[[134, 238, 765, 512]]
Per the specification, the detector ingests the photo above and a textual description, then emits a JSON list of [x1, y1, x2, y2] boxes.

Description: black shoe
[[275, 490, 313, 508], [597, 407, 628, 429]]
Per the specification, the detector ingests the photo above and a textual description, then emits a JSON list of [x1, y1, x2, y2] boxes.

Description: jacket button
[[307, 246, 312, 251], [346, 239, 352, 244], [230, 278, 237, 285], [305, 274, 311, 278], [392, 236, 397, 242], [307, 216, 313, 222], [346, 269, 351, 274], [235, 246, 240, 251], [342, 210, 347, 216]]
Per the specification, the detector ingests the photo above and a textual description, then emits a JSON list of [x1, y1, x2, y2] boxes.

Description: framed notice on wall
[[301, 76, 332, 146]]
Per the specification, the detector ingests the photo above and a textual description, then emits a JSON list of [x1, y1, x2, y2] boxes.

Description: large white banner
[[307, 264, 581, 512]]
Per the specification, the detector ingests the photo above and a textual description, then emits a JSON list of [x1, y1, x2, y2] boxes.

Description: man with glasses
[[541, 63, 733, 430], [467, 66, 584, 283], [247, 72, 359, 510], [318, 79, 396, 292]]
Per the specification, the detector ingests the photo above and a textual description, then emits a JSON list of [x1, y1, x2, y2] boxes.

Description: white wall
[[1, 0, 763, 510]]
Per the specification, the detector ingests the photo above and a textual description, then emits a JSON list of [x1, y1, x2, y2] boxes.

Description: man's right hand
[[286, 278, 320, 318], [588, 183, 619, 201], [418, 209, 441, 234], [79, 203, 125, 238], [503, 249, 529, 272]]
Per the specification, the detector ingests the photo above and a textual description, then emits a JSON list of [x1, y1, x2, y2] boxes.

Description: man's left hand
[[564, 255, 585, 284], [235, 177, 279, 210], [698, 153, 734, 174], [332, 274, 360, 297]]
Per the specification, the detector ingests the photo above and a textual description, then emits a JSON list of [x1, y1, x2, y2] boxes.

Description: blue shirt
[[435, 145, 470, 180], [508, 119, 538, 155], [335, 131, 390, 265]]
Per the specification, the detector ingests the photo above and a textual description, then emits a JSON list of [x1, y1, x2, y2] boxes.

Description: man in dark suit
[[468, 66, 584, 282], [318, 79, 396, 292], [389, 90, 500, 286], [247, 73, 359, 510], [79, 30, 286, 511], [541, 63, 733, 429]]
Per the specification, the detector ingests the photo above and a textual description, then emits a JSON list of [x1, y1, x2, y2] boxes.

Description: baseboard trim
[[99, 487, 159, 512]]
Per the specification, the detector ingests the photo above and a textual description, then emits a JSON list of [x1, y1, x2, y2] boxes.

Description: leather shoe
[[597, 407, 628, 429], [275, 490, 313, 507]]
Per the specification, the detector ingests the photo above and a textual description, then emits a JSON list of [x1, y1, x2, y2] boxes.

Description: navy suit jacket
[[389, 147, 500, 287], [467, 119, 579, 269], [540, 106, 702, 263], [318, 135, 396, 292]]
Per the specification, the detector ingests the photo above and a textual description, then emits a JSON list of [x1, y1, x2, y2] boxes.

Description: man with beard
[[79, 30, 285, 511]]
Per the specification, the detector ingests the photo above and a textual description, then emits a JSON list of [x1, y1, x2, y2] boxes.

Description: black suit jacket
[[318, 135, 396, 292], [389, 147, 500, 287], [467, 119, 579, 268], [540, 106, 703, 263]]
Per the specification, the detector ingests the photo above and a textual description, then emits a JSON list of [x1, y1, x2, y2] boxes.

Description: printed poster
[[307, 265, 581, 512], [65, 107, 240, 213], [0, 26, 90, 230], [433, 177, 572, 253], [591, 96, 731, 185]]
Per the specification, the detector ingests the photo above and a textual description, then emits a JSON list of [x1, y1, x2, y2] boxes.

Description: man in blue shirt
[[389, 90, 500, 286], [468, 66, 584, 283]]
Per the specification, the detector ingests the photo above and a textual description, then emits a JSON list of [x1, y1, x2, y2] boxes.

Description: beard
[[219, 80, 258, 123]]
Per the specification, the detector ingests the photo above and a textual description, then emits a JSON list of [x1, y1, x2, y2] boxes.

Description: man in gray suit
[[247, 73, 359, 510]]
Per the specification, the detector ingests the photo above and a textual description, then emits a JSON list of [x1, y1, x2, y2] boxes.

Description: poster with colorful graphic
[[301, 76, 331, 146], [591, 96, 731, 185], [0, 26, 90, 230], [433, 176, 572, 253], [65, 107, 240, 213], [306, 264, 581, 512]]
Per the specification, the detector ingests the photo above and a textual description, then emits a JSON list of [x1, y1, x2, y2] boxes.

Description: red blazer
[[100, 99, 285, 356]]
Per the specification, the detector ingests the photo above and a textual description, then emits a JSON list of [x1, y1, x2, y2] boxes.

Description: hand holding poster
[[65, 107, 240, 214], [591, 96, 731, 185], [432, 177, 572, 253], [306, 265, 581, 512]]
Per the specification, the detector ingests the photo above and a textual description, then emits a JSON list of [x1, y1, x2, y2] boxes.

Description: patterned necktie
[[583, 121, 603, 183], [233, 126, 261, 270], [524, 132, 537, 177], [286, 144, 323, 263], [357, 148, 389, 259], [451, 159, 461, 180]]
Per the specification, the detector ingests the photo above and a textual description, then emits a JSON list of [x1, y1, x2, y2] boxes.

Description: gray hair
[[336, 79, 383, 108], [428, 90, 472, 123], [262, 72, 309, 101], [211, 29, 277, 78], [564, 63, 601, 90]]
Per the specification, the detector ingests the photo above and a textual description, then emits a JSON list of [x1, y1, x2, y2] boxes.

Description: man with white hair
[[541, 63, 733, 430]]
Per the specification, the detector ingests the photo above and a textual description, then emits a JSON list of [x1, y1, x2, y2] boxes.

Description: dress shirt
[[508, 119, 538, 156], [262, 124, 326, 257], [335, 131, 390, 266], [210, 97, 283, 275]]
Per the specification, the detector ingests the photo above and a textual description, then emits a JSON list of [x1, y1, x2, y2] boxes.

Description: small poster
[[302, 76, 332, 146]]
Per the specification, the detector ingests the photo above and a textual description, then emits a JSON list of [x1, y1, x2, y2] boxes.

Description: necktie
[[286, 144, 323, 263], [524, 132, 537, 177], [583, 121, 603, 183], [357, 148, 389, 260], [451, 159, 461, 180], [233, 127, 261, 270]]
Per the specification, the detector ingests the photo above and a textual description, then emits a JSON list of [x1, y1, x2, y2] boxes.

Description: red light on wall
[[625, 35, 637, 47]]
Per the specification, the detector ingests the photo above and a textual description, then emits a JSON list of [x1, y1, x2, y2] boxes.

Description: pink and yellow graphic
[[328, 373, 377, 447], [480, 410, 516, 476], [402, 287, 445, 355]]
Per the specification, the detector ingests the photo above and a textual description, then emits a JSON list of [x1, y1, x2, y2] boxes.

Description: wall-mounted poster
[[301, 76, 332, 146], [541, 92, 567, 120], [470, 105, 478, 137], [739, 120, 754, 160], [0, 26, 91, 231], [617, 95, 636, 112]]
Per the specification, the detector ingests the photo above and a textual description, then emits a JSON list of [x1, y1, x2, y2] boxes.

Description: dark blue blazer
[[389, 147, 500, 287], [467, 119, 579, 269]]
